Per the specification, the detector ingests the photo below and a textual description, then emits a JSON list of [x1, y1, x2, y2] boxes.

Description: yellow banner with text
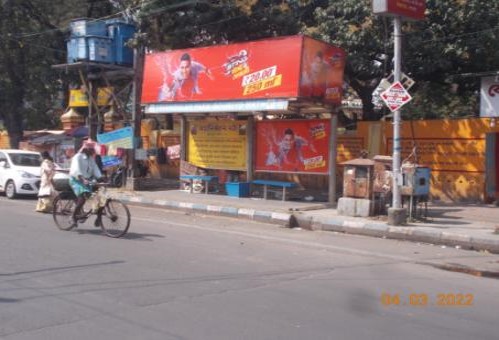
[[188, 119, 247, 170]]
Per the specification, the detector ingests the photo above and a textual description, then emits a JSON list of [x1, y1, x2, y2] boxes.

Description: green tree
[[2, 0, 498, 146], [93, 0, 499, 122], [312, 0, 499, 120], [0, 0, 94, 148]]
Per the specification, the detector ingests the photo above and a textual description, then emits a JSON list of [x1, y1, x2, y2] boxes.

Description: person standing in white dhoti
[[36, 151, 55, 213]]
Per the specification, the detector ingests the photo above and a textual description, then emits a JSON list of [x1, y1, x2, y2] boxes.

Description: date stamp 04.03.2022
[[381, 293, 474, 307]]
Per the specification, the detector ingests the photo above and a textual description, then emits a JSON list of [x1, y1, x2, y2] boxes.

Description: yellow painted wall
[[352, 118, 499, 202]]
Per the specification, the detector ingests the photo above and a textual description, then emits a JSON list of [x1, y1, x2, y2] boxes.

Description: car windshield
[[9, 153, 42, 167]]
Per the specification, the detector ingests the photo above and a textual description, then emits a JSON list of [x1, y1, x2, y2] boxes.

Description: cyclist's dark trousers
[[95, 207, 104, 225], [73, 195, 86, 221]]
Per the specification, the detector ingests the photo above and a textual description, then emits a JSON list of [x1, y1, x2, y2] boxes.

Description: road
[[1, 196, 498, 340]]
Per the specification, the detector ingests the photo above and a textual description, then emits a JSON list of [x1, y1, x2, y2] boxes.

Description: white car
[[0, 149, 42, 199]]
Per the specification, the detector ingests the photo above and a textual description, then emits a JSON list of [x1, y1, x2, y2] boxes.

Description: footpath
[[111, 187, 499, 259]]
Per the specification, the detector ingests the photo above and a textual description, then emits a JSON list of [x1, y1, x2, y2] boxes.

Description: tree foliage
[[311, 0, 499, 120], [130, 0, 499, 120], [0, 0, 498, 146], [0, 0, 101, 147]]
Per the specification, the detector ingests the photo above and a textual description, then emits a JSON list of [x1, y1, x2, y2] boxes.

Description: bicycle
[[52, 180, 131, 238]]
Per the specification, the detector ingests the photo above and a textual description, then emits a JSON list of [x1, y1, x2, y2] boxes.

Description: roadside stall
[[140, 35, 346, 202]]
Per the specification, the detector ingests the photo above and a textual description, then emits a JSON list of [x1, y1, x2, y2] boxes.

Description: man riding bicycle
[[69, 142, 103, 228]]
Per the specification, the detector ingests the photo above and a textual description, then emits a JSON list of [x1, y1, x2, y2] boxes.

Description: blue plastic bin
[[70, 19, 107, 37], [106, 21, 136, 65], [66, 36, 88, 63], [225, 182, 250, 197], [66, 36, 114, 64], [88, 36, 114, 63]]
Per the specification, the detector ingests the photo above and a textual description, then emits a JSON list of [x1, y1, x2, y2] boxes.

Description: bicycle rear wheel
[[52, 194, 77, 231], [100, 199, 130, 238]]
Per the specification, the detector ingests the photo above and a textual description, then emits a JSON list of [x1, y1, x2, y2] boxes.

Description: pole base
[[387, 207, 407, 226]]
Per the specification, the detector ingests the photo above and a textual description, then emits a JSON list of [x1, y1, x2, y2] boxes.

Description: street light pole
[[388, 16, 407, 225]]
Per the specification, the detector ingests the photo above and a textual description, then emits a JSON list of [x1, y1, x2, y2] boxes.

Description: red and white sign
[[381, 81, 412, 112], [480, 76, 499, 117], [372, 0, 426, 20]]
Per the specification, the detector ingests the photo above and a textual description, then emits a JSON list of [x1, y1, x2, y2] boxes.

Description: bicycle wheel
[[99, 199, 130, 238], [52, 194, 77, 231]]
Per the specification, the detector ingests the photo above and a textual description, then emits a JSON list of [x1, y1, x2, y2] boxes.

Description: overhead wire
[[9, 0, 156, 39], [2, 2, 497, 56]]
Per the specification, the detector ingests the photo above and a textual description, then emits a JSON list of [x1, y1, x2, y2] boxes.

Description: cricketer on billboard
[[141, 35, 346, 105]]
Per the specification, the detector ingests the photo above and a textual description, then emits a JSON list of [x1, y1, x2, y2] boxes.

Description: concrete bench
[[180, 175, 219, 194], [252, 179, 297, 201]]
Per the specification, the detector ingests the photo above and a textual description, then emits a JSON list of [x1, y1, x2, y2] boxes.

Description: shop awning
[[30, 133, 68, 145]]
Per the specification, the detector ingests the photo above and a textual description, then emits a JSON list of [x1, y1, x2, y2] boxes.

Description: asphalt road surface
[[1, 196, 498, 340]]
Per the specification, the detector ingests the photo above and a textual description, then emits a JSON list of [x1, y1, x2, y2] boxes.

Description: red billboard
[[255, 119, 331, 174], [141, 35, 345, 105], [373, 0, 426, 20], [300, 38, 346, 104]]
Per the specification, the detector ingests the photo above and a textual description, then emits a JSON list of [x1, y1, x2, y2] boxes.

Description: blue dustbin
[[106, 20, 136, 66], [70, 18, 107, 37], [87, 36, 114, 63], [225, 182, 250, 197], [66, 36, 88, 63]]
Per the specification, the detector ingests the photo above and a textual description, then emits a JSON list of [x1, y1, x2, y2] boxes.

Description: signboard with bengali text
[[187, 119, 247, 170], [97, 127, 134, 168], [480, 76, 499, 117], [381, 81, 412, 112], [96, 127, 134, 149], [373, 0, 426, 20], [386, 138, 485, 173]]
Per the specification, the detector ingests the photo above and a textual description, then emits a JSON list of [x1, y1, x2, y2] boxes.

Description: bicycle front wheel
[[53, 194, 77, 231], [100, 199, 130, 238]]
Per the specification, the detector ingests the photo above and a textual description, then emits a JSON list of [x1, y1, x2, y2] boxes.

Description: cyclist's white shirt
[[69, 152, 102, 179]]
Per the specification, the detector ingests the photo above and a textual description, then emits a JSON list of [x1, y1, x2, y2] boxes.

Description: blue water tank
[[70, 18, 107, 37], [66, 36, 88, 63], [67, 36, 114, 64], [106, 20, 136, 66], [87, 36, 114, 63]]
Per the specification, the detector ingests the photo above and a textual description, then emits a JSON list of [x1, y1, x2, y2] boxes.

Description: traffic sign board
[[380, 81, 412, 112], [372, 0, 426, 21]]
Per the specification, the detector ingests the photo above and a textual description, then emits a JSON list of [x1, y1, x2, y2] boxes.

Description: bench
[[180, 175, 219, 194], [252, 180, 297, 201]]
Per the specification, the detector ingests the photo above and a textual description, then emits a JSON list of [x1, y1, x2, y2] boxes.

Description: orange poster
[[255, 119, 330, 174]]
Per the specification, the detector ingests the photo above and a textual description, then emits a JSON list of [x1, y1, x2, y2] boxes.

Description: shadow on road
[[74, 228, 165, 241]]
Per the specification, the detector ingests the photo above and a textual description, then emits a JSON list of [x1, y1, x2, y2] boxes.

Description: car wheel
[[5, 180, 17, 199]]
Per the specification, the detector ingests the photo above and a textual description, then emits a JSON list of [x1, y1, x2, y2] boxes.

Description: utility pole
[[372, 0, 426, 225], [129, 46, 145, 183], [387, 16, 407, 225]]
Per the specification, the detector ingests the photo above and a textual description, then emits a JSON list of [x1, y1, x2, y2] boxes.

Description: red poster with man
[[300, 38, 346, 104], [142, 36, 302, 103], [255, 120, 331, 174], [141, 35, 345, 105]]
